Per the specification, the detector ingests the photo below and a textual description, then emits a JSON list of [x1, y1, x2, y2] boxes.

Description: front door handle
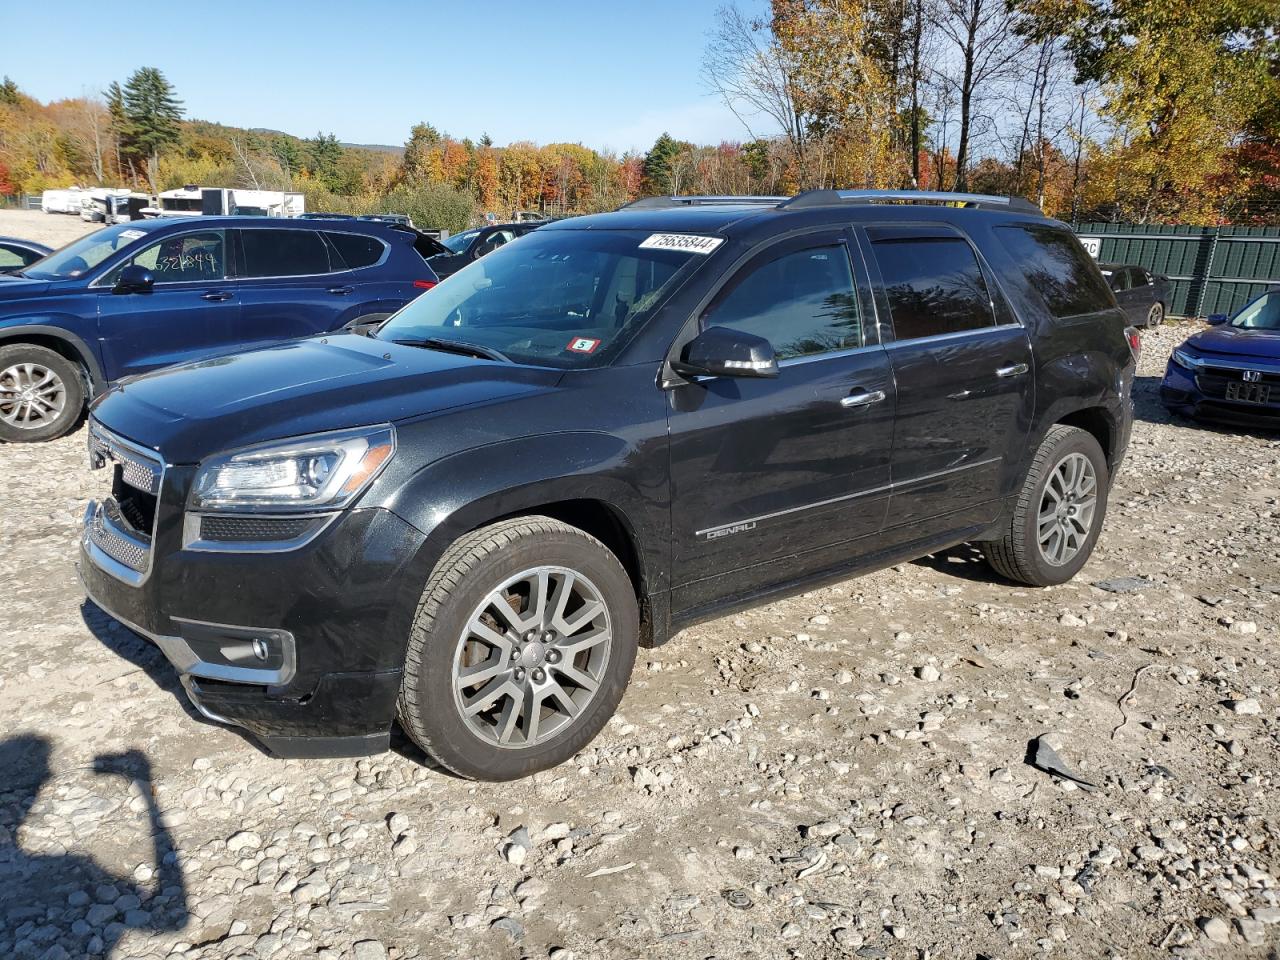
[[840, 388, 886, 409], [201, 291, 232, 302], [996, 362, 1029, 378], [327, 285, 354, 296]]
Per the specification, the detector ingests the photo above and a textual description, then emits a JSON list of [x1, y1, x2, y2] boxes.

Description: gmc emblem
[[1243, 370, 1262, 382]]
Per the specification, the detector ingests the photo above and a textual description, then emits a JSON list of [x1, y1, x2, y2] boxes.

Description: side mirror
[[114, 264, 154, 294], [1206, 313, 1229, 325], [672, 326, 778, 379]]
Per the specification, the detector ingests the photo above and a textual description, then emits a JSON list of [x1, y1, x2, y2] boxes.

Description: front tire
[[0, 343, 84, 443], [397, 516, 638, 781], [979, 425, 1110, 586]]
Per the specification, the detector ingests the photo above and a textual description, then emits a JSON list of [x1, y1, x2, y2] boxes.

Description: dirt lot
[[0, 323, 1277, 960], [0, 208, 100, 249]]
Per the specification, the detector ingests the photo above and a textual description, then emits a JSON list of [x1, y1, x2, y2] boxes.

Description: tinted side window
[[994, 224, 1115, 318], [325, 232, 385, 270], [240, 229, 330, 278], [114, 230, 226, 284], [871, 236, 994, 340], [704, 245, 862, 360]]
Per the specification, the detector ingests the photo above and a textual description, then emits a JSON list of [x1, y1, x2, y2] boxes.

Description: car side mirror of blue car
[[114, 265, 155, 295], [1206, 313, 1228, 325]]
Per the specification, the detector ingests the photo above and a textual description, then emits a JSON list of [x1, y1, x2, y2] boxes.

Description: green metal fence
[[1073, 223, 1280, 318]]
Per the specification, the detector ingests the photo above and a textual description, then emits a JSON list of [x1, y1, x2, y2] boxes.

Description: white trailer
[[141, 186, 305, 218], [41, 187, 90, 214]]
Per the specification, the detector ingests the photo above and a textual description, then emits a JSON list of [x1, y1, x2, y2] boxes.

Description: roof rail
[[619, 195, 790, 210], [781, 189, 1042, 215]]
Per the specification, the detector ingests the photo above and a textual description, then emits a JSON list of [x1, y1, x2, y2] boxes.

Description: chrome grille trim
[[88, 421, 163, 495]]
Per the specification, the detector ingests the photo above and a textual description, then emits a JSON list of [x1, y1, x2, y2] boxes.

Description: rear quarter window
[[994, 224, 1116, 319], [325, 232, 385, 270]]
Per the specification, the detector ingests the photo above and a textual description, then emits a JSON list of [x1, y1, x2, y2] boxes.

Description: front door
[[96, 228, 240, 381], [668, 230, 896, 613], [860, 225, 1034, 538]]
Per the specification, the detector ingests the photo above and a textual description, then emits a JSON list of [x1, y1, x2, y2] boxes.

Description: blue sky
[[5, 0, 764, 154]]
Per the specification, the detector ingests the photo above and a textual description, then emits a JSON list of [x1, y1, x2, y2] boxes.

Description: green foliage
[[381, 181, 475, 233], [642, 133, 682, 193], [120, 67, 183, 164], [0, 77, 19, 107]]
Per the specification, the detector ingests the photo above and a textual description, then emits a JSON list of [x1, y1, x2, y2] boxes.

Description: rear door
[[860, 224, 1033, 539], [95, 228, 240, 381], [232, 227, 351, 345], [668, 229, 896, 611]]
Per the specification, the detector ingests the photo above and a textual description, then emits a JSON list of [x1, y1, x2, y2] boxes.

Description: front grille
[[1197, 371, 1279, 404], [199, 515, 317, 542], [89, 423, 163, 495], [87, 500, 150, 572], [84, 419, 165, 583]]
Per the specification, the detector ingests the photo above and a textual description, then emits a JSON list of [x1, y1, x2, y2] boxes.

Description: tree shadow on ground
[[0, 735, 189, 957]]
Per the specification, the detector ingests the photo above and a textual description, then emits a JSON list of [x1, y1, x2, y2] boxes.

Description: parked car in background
[[298, 213, 356, 221], [0, 237, 52, 275], [1099, 262, 1169, 327], [0, 217, 444, 441], [1161, 285, 1280, 428], [80, 189, 1136, 778], [426, 221, 543, 279], [359, 214, 414, 228]]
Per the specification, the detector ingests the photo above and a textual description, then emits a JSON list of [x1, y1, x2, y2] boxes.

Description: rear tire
[[397, 516, 638, 781], [1146, 302, 1164, 327], [979, 425, 1109, 586], [0, 343, 84, 443]]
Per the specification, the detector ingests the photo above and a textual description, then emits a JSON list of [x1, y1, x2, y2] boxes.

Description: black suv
[[80, 190, 1136, 780]]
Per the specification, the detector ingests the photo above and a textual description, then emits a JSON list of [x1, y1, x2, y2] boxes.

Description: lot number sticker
[[639, 233, 725, 255], [567, 336, 602, 354]]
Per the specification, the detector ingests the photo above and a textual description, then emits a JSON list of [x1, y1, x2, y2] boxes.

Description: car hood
[[1187, 325, 1280, 361], [91, 333, 563, 463]]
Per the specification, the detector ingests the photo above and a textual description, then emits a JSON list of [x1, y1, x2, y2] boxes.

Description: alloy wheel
[[451, 565, 612, 749], [0, 362, 67, 429], [1037, 452, 1098, 566], [1148, 303, 1163, 327]]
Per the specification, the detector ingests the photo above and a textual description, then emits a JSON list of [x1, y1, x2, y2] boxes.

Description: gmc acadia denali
[[80, 190, 1136, 781]]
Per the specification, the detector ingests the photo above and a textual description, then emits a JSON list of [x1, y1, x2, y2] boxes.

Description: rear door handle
[[996, 363, 1029, 378], [327, 285, 354, 296], [840, 388, 886, 409], [201, 291, 232, 302]]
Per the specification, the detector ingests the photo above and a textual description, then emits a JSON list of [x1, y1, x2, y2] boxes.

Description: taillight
[[1125, 326, 1142, 358], [413, 279, 437, 290]]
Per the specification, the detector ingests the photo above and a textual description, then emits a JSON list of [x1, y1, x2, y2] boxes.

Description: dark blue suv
[[0, 217, 443, 441]]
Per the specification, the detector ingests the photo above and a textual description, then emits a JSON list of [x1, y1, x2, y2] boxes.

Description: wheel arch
[[1050, 405, 1118, 469], [0, 324, 105, 394]]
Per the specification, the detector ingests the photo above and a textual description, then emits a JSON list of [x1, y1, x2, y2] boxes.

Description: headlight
[[1171, 348, 1203, 370], [190, 426, 395, 513]]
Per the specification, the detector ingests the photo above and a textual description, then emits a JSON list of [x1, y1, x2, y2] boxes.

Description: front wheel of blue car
[[0, 343, 84, 443], [397, 516, 639, 781]]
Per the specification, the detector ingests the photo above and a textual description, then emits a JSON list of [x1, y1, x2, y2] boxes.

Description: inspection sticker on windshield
[[638, 233, 724, 255], [567, 336, 602, 354], [118, 229, 146, 242]]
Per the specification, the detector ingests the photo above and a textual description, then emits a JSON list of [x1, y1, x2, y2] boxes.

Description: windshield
[[23, 222, 156, 280], [1231, 291, 1280, 331], [378, 228, 703, 368], [440, 229, 480, 254]]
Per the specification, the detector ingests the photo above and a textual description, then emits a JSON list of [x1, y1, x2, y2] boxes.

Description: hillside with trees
[[0, 0, 1276, 229]]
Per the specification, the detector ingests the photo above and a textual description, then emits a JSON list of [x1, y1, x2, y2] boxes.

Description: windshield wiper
[[388, 336, 511, 363]]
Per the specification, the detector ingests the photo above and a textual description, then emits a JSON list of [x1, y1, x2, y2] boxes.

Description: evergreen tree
[[642, 132, 680, 194], [120, 67, 184, 192], [0, 76, 19, 106]]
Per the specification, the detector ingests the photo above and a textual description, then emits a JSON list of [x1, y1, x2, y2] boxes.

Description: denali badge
[[1243, 370, 1261, 382], [703, 520, 757, 541]]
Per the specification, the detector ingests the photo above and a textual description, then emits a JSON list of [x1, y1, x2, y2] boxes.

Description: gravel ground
[[0, 322, 1277, 960], [0, 208, 100, 249]]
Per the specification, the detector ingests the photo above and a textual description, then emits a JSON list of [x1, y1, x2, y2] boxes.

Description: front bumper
[[1161, 360, 1280, 429], [80, 491, 429, 758]]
